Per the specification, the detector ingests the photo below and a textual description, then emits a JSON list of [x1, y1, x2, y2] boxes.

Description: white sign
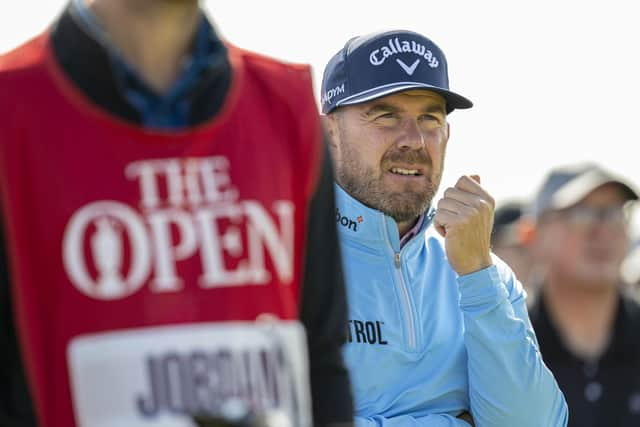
[[67, 322, 311, 427]]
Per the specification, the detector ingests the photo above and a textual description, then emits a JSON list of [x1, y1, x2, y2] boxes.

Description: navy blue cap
[[320, 29, 473, 114]]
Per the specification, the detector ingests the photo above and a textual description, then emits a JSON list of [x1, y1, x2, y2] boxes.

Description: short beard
[[335, 142, 439, 223]]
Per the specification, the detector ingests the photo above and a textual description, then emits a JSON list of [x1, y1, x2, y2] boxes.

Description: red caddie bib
[[0, 33, 322, 427]]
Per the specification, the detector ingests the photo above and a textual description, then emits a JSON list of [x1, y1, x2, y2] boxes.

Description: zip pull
[[394, 252, 401, 268]]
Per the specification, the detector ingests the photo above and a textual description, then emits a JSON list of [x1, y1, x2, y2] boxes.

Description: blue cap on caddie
[[320, 29, 473, 114]]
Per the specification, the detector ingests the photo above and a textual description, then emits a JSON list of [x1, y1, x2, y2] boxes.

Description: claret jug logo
[[63, 157, 294, 300]]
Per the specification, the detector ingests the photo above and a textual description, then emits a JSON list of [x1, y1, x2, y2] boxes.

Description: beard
[[335, 143, 440, 223]]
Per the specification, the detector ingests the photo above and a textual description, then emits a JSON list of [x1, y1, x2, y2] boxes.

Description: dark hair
[[492, 201, 525, 245]]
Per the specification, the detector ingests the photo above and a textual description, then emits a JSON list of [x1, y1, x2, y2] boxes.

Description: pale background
[[1, 0, 639, 234]]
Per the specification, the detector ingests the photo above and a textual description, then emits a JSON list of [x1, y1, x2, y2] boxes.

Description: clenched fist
[[434, 175, 494, 276]]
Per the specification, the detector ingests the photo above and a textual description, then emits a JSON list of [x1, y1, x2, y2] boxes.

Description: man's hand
[[434, 175, 494, 276]]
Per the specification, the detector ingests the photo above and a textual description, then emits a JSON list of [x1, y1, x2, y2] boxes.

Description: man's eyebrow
[[364, 104, 401, 116], [363, 102, 446, 117], [422, 104, 446, 115]]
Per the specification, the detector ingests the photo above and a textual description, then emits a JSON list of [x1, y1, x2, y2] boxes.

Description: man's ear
[[321, 114, 339, 148]]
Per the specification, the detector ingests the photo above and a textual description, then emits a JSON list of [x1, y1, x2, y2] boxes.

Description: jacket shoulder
[[226, 44, 321, 197], [0, 33, 48, 77], [228, 44, 315, 104], [0, 33, 49, 109], [0, 33, 49, 130]]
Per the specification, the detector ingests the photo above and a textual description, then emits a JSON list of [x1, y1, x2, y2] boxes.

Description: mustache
[[381, 149, 431, 168]]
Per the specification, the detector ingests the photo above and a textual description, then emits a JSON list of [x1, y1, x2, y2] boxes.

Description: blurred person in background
[[491, 200, 535, 292], [0, 1, 353, 426], [621, 240, 640, 288], [621, 206, 640, 290], [526, 163, 640, 427]]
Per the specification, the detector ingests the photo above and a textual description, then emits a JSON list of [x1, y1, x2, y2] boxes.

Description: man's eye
[[420, 114, 444, 128], [376, 113, 396, 120], [420, 114, 440, 122]]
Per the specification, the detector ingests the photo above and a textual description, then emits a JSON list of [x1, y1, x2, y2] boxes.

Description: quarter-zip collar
[[334, 184, 435, 253]]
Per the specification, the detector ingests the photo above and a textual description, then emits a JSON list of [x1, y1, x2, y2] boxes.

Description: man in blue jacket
[[321, 29, 568, 427]]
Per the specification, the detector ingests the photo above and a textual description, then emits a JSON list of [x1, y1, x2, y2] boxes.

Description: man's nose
[[396, 120, 425, 150]]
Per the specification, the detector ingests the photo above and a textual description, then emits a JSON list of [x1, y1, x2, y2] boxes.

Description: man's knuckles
[[438, 194, 491, 217]]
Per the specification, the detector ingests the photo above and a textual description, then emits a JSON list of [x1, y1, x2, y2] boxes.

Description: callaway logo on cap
[[321, 29, 473, 114]]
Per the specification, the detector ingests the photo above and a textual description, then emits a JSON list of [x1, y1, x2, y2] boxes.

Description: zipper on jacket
[[382, 217, 418, 351], [392, 251, 417, 350]]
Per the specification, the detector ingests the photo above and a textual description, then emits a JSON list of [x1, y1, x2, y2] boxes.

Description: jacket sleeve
[[355, 414, 472, 426], [299, 140, 354, 426], [457, 259, 568, 427]]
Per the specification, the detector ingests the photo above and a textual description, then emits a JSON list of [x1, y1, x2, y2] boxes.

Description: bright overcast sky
[[2, 0, 640, 233]]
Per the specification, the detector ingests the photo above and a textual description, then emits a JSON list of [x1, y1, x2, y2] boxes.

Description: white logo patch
[[369, 37, 439, 70], [68, 322, 312, 426], [396, 59, 420, 76], [321, 83, 345, 107]]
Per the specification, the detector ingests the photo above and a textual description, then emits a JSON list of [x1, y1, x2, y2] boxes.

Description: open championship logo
[[63, 156, 295, 300]]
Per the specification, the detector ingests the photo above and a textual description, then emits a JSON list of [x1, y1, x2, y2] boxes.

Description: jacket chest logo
[[347, 320, 388, 345], [336, 208, 363, 232]]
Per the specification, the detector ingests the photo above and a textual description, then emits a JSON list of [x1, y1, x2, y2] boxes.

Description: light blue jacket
[[335, 186, 568, 427]]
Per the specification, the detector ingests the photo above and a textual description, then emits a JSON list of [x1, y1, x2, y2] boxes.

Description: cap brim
[[334, 82, 473, 113], [551, 171, 639, 211]]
